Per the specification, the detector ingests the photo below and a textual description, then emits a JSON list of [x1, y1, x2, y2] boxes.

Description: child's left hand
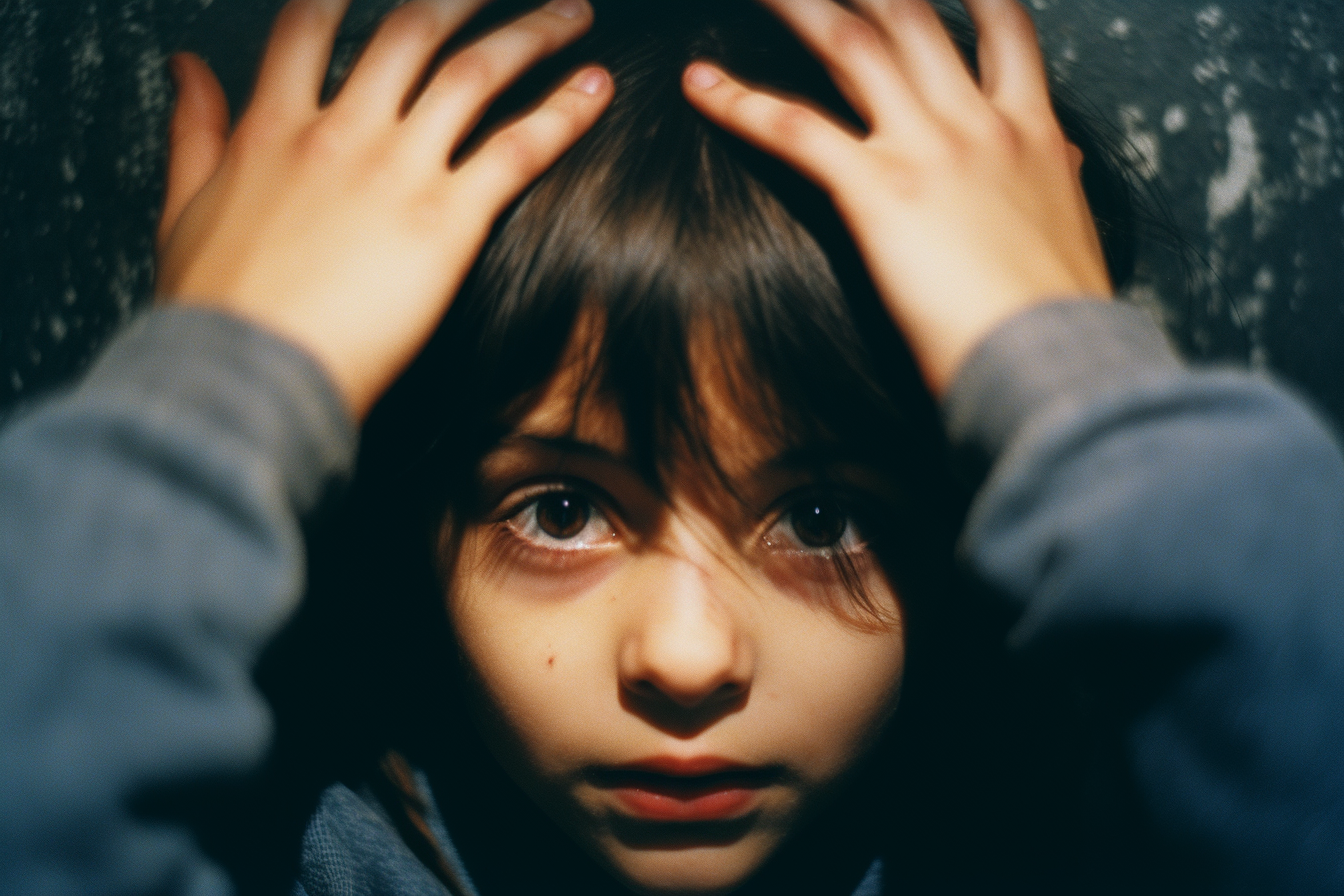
[[683, 0, 1113, 396], [156, 0, 612, 421]]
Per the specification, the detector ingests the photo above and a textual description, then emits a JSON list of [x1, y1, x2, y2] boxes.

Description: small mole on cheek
[[548, 655, 556, 669]]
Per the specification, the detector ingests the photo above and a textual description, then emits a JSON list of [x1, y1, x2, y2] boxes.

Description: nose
[[618, 554, 754, 714]]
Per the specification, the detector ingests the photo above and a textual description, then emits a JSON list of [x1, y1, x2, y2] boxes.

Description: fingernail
[[575, 67, 608, 95], [685, 62, 722, 90], [545, 0, 587, 19]]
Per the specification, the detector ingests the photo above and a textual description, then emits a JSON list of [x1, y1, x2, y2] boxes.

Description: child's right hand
[[683, 0, 1114, 397], [156, 0, 612, 421]]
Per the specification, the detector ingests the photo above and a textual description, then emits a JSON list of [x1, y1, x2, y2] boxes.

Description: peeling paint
[[1208, 112, 1260, 225]]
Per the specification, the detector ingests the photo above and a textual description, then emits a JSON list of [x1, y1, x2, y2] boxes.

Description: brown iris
[[535, 492, 590, 539], [790, 496, 849, 548]]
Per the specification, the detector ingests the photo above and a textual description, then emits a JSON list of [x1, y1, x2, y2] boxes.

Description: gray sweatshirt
[[1, 301, 1341, 895]]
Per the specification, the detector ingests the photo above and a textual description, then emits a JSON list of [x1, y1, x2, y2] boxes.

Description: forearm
[[0, 308, 355, 895], [946, 299, 1344, 894]]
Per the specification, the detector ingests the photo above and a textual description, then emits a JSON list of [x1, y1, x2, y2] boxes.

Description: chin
[[599, 835, 776, 896]]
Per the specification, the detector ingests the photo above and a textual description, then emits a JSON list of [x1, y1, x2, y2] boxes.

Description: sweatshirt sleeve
[[943, 300, 1344, 895], [0, 308, 357, 896]]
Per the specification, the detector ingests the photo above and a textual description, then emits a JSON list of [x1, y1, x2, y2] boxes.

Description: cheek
[[447, 572, 615, 777], [750, 578, 905, 778]]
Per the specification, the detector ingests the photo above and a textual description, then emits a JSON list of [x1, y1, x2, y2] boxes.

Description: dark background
[[2, 0, 1341, 424]]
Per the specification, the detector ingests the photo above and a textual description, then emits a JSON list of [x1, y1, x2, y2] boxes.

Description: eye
[[763, 491, 865, 555], [534, 492, 589, 539], [789, 494, 850, 548], [505, 487, 617, 551]]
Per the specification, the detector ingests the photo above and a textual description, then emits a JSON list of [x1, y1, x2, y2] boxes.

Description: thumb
[[158, 52, 230, 253]]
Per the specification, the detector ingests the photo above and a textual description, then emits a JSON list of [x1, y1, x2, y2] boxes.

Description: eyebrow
[[762, 443, 864, 473], [492, 433, 630, 466]]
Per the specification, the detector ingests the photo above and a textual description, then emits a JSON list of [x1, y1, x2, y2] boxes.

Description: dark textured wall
[[3, 1, 1342, 424]]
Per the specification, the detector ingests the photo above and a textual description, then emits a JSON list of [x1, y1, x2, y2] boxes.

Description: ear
[[158, 52, 230, 253]]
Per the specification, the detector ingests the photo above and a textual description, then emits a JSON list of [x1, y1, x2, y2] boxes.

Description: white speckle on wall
[[1193, 56, 1231, 85], [1105, 17, 1131, 40], [1119, 105, 1161, 180], [1163, 105, 1189, 134], [0, 2, 40, 140], [1208, 111, 1260, 225], [1196, 5, 1225, 34], [1254, 266, 1275, 293], [1292, 109, 1342, 192]]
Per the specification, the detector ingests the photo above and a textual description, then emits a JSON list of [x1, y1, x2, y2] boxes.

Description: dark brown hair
[[291, 2, 1141, 888]]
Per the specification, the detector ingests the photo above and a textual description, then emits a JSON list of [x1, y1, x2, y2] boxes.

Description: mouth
[[587, 758, 783, 823]]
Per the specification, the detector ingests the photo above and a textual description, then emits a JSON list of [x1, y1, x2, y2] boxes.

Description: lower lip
[[612, 784, 757, 822]]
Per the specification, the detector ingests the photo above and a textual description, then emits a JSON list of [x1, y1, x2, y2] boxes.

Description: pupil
[[536, 493, 588, 539], [791, 497, 848, 548]]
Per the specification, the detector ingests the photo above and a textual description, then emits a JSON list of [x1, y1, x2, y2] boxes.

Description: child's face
[[446, 347, 905, 894]]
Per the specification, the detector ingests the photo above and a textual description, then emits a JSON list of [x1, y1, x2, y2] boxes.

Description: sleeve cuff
[[942, 299, 1184, 478], [76, 307, 358, 517]]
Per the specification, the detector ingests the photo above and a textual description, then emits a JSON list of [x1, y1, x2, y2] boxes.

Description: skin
[[153, 0, 1116, 890], [157, 0, 1113, 415], [681, 0, 1113, 395], [157, 0, 615, 420], [446, 346, 905, 894]]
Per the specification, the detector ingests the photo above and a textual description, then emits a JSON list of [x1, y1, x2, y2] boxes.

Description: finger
[[158, 53, 230, 252], [250, 0, 353, 118], [682, 61, 864, 194], [751, 0, 925, 132], [962, 0, 1053, 121], [405, 0, 595, 158], [455, 65, 612, 214], [849, 0, 982, 114], [332, 0, 491, 126]]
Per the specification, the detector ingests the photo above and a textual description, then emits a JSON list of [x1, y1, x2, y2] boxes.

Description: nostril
[[621, 674, 750, 735], [627, 673, 747, 711]]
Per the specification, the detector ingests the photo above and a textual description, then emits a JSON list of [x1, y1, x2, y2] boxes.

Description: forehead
[[495, 328, 784, 484]]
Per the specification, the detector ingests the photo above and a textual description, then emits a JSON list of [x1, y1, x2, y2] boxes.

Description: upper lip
[[587, 756, 782, 787]]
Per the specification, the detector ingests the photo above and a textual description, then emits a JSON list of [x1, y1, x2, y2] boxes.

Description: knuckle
[[292, 117, 353, 166], [379, 1, 445, 49], [959, 108, 1022, 157], [230, 114, 279, 156], [765, 101, 813, 145], [829, 17, 884, 59], [983, 111, 1021, 149], [442, 50, 495, 95], [493, 127, 544, 175]]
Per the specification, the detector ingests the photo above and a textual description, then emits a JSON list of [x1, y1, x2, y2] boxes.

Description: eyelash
[[492, 482, 619, 568], [761, 490, 867, 557]]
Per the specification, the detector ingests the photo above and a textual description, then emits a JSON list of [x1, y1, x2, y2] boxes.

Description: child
[[1, 0, 1341, 894]]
